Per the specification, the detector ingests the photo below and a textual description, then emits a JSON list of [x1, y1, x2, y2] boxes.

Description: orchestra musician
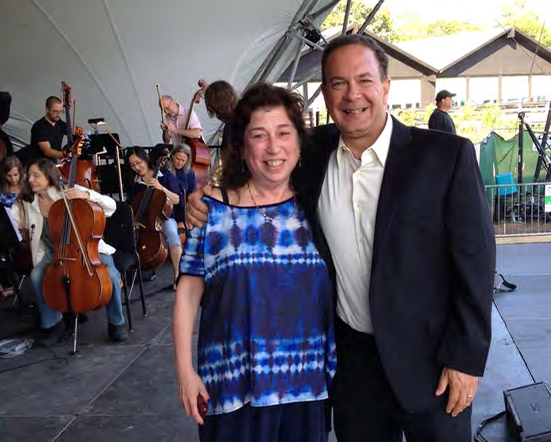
[[159, 95, 203, 146], [30, 96, 70, 162], [0, 155, 24, 209], [0, 155, 24, 297], [167, 144, 197, 197], [165, 144, 196, 237], [204, 80, 238, 150], [125, 147, 183, 290], [12, 159, 128, 346]]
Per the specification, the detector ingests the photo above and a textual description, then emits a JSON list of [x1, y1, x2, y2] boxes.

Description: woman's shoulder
[[205, 187, 225, 203], [203, 187, 237, 207], [160, 167, 176, 178]]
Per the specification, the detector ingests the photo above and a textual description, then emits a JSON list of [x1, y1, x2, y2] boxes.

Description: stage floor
[[0, 244, 549, 442]]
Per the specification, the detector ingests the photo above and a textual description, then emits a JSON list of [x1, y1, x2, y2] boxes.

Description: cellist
[[12, 159, 128, 346], [126, 147, 182, 290]]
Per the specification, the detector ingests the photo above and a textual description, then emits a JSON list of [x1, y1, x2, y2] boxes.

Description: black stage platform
[[1, 244, 550, 441]]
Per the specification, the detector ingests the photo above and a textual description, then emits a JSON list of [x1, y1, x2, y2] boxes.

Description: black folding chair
[[103, 201, 146, 332]]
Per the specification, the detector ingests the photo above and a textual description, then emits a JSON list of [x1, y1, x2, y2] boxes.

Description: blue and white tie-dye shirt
[[179, 195, 337, 415]]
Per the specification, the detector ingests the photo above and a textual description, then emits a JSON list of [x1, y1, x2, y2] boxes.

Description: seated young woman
[[0, 156, 25, 296], [11, 159, 127, 346], [125, 147, 182, 290], [0, 155, 24, 209]]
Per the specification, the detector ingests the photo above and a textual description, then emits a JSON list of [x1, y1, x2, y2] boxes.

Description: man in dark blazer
[[296, 35, 495, 441], [186, 34, 495, 442]]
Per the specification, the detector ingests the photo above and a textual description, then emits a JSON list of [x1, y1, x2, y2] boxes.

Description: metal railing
[[485, 182, 551, 237]]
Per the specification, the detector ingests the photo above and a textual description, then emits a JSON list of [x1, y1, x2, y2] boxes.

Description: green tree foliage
[[322, 0, 393, 39], [500, 0, 551, 48], [426, 21, 483, 37], [392, 18, 483, 42]]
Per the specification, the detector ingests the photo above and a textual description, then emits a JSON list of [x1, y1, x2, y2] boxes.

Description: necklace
[[247, 183, 296, 222]]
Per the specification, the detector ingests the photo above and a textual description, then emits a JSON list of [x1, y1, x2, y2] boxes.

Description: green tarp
[[479, 131, 549, 185]]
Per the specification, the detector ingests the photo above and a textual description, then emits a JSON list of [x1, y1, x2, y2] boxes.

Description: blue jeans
[[31, 253, 125, 329], [162, 217, 181, 249]]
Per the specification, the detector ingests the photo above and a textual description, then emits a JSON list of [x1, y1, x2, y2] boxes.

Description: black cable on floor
[[0, 348, 69, 374]]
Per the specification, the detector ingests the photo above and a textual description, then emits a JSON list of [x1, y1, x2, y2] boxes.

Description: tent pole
[[295, 33, 325, 51], [246, 0, 318, 87], [287, 42, 305, 88], [248, 34, 290, 85], [342, 0, 352, 35], [358, 0, 386, 34], [307, 84, 323, 108], [291, 68, 322, 91], [310, 0, 340, 21]]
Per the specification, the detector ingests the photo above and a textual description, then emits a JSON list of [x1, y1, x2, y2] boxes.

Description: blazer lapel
[[371, 117, 412, 273]]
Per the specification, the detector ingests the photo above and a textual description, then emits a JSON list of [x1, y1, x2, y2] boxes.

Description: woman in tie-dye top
[[173, 83, 336, 442]]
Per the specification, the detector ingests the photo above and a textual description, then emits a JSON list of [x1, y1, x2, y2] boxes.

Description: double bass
[[184, 80, 211, 187], [59, 82, 101, 192], [132, 155, 173, 271], [42, 131, 112, 317]]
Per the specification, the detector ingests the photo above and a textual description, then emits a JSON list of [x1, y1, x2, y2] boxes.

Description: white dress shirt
[[317, 115, 393, 334]]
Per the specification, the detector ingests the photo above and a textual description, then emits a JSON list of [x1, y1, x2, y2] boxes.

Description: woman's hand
[[145, 178, 163, 191], [177, 369, 210, 424]]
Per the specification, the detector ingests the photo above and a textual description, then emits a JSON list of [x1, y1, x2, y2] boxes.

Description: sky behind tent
[[372, 0, 551, 28]]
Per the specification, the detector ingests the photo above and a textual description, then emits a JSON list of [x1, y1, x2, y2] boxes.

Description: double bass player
[[159, 94, 203, 146]]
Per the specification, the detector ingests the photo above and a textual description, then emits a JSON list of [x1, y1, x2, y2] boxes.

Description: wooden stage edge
[[496, 235, 551, 244]]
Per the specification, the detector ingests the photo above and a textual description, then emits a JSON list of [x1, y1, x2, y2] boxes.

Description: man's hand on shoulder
[[186, 185, 212, 229], [435, 367, 479, 417]]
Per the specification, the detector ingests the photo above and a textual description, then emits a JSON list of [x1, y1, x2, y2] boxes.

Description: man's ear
[[382, 78, 391, 106]]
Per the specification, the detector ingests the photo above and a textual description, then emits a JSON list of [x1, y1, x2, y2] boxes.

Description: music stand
[[89, 133, 120, 158], [0, 206, 24, 306], [0, 207, 22, 255]]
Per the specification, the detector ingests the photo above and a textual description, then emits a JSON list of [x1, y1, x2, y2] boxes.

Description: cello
[[42, 129, 112, 317], [59, 82, 101, 192], [132, 154, 173, 271], [184, 80, 211, 187]]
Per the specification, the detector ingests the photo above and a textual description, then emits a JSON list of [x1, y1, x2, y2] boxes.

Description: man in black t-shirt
[[30, 96, 69, 162], [428, 89, 457, 134]]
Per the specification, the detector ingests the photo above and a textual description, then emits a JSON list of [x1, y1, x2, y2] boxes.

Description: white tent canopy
[[1, 0, 335, 149]]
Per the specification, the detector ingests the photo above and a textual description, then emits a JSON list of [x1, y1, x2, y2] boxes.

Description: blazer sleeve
[[437, 138, 496, 376]]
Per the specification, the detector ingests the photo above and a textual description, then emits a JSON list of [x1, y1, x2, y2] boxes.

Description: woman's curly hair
[[219, 82, 305, 191]]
